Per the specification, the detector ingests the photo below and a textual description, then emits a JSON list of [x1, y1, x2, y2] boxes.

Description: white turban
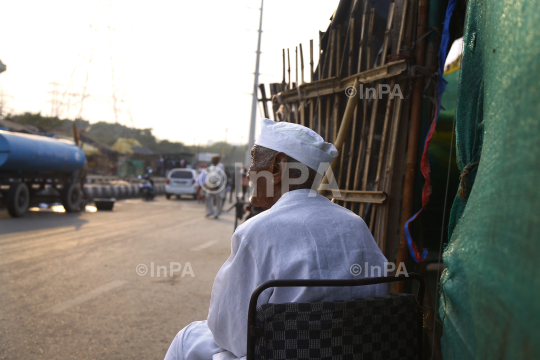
[[254, 118, 338, 174]]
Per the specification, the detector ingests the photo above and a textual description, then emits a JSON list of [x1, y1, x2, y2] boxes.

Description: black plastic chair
[[246, 274, 424, 360]]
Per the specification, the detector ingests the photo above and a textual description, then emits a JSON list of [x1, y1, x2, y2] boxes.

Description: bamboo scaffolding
[[275, 60, 406, 103], [267, 0, 417, 261]]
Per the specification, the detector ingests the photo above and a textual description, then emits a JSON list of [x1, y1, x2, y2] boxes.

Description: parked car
[[165, 168, 198, 199]]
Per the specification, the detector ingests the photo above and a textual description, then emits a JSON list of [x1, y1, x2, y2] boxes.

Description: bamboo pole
[[346, 11, 368, 210], [328, 29, 335, 78], [318, 33, 322, 80], [336, 24, 341, 78], [333, 26, 341, 143], [317, 97, 322, 134], [348, 19, 355, 81], [295, 46, 299, 88], [366, 8, 375, 71], [325, 97, 331, 141], [310, 39, 314, 82], [360, 3, 395, 223], [343, 18, 356, 208], [300, 44, 305, 84], [374, 0, 409, 246], [376, 95, 403, 246], [299, 44, 306, 126], [287, 48, 291, 90], [354, 7, 376, 215], [333, 96, 340, 143], [282, 49, 286, 86], [394, 0, 430, 294], [309, 99, 314, 129], [338, 142, 346, 189], [318, 78, 360, 192]]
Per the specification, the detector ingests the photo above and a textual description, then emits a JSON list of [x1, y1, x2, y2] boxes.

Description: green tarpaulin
[[439, 0, 540, 358]]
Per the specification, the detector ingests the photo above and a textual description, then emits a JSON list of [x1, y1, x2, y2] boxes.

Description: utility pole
[[47, 81, 61, 117], [245, 0, 263, 168]]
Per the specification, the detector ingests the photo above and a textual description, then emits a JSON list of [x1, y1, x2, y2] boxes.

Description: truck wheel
[[61, 183, 81, 212], [7, 182, 30, 217]]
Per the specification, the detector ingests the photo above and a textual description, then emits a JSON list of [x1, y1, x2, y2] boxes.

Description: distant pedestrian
[[77, 160, 89, 210], [205, 156, 226, 219], [228, 169, 236, 203], [241, 166, 249, 201]]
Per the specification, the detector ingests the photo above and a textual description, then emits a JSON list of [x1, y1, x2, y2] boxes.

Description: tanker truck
[[0, 130, 86, 217]]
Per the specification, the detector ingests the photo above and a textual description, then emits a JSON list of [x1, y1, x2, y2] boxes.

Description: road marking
[[45, 280, 127, 314], [190, 240, 217, 251]]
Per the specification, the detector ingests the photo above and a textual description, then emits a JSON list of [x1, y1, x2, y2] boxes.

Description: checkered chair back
[[246, 275, 424, 360], [252, 293, 419, 360]]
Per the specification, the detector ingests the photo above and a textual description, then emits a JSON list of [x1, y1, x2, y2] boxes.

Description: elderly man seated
[[165, 119, 388, 360]]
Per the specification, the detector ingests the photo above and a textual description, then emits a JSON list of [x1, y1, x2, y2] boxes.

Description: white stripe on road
[[190, 240, 217, 251], [45, 280, 127, 314]]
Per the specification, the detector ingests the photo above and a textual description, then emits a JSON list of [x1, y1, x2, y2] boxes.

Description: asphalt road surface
[[0, 196, 237, 360]]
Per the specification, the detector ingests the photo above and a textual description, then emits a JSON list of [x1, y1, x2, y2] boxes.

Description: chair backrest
[[253, 293, 419, 360], [246, 274, 424, 360]]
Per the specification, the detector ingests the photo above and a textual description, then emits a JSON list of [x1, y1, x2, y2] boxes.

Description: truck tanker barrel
[[0, 130, 85, 173], [0, 130, 87, 217]]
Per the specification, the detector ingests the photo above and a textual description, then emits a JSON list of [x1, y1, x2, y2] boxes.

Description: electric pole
[[47, 81, 62, 117], [245, 0, 264, 168]]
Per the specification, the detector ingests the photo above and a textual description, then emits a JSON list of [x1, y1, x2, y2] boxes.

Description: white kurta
[[165, 189, 388, 360]]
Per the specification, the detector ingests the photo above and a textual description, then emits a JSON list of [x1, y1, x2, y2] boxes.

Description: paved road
[[0, 197, 237, 359]]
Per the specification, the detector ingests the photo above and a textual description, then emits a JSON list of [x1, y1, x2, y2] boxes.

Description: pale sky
[[0, 0, 339, 145]]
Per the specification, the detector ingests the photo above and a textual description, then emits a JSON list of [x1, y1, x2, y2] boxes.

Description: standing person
[[194, 168, 206, 204], [204, 156, 226, 219], [77, 160, 89, 211], [241, 165, 249, 201], [228, 168, 236, 203], [165, 119, 388, 360]]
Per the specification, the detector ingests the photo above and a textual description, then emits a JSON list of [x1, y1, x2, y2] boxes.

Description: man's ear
[[273, 152, 287, 185]]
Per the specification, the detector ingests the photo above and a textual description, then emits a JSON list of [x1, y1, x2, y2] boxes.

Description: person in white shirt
[[204, 156, 227, 219], [165, 119, 388, 360]]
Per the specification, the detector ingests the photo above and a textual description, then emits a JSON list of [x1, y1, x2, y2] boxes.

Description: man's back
[[207, 189, 388, 357]]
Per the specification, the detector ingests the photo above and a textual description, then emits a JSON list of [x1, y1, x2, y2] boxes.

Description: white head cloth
[[254, 118, 338, 174]]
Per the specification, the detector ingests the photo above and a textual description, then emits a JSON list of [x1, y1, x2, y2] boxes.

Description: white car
[[165, 168, 198, 199]]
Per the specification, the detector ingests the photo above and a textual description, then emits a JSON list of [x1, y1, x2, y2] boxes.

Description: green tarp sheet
[[439, 0, 540, 358]]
